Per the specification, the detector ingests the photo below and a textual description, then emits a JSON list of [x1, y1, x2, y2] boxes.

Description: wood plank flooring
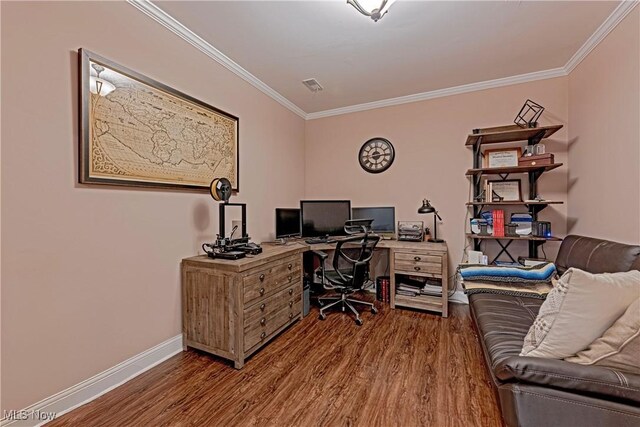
[[49, 303, 503, 427]]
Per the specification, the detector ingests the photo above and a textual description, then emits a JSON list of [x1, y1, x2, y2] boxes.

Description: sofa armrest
[[496, 356, 640, 404]]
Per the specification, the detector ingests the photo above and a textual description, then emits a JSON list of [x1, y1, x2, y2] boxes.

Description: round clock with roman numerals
[[358, 137, 395, 174]]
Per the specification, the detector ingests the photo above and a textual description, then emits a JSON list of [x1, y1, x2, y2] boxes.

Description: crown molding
[[565, 0, 638, 73], [129, 0, 637, 121], [126, 0, 307, 119], [306, 67, 567, 120]]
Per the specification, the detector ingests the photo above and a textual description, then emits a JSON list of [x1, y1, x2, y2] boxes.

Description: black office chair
[[313, 226, 380, 325]]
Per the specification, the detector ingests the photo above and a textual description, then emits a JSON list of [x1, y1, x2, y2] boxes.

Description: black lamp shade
[[418, 199, 435, 214], [417, 199, 444, 243]]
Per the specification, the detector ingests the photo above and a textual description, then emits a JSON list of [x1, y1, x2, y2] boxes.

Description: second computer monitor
[[275, 208, 301, 239], [300, 200, 351, 237], [352, 206, 396, 235]]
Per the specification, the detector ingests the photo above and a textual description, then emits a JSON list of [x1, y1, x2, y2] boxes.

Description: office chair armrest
[[311, 250, 329, 261]]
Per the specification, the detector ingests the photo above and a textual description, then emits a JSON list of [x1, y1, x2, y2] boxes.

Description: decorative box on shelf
[[519, 153, 554, 167]]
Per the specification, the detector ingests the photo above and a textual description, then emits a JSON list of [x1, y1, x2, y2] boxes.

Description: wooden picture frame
[[79, 48, 239, 192], [483, 147, 522, 168], [488, 179, 522, 202]]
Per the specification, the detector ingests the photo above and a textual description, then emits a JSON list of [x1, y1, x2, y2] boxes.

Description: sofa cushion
[[469, 293, 543, 376], [566, 298, 640, 373], [495, 356, 640, 405], [555, 235, 640, 275], [521, 269, 640, 359]]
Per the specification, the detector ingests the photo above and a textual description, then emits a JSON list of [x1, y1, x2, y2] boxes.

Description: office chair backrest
[[332, 232, 380, 289]]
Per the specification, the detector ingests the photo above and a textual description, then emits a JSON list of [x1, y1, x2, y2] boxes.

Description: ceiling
[[152, 1, 619, 115]]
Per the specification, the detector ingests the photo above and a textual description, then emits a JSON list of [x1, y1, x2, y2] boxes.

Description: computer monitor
[[275, 208, 301, 239], [352, 207, 396, 235], [300, 200, 351, 237]]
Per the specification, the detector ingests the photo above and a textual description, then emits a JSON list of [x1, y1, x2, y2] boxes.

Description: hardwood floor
[[49, 303, 503, 427]]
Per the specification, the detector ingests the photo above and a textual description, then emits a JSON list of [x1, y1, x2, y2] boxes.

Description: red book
[[384, 279, 389, 303], [493, 209, 505, 237]]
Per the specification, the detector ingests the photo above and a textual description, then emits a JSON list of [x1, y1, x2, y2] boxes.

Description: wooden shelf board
[[466, 233, 562, 242], [466, 201, 564, 206], [394, 294, 443, 312], [466, 163, 563, 176], [465, 124, 563, 146]]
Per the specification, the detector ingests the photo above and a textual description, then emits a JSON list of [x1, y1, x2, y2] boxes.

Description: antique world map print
[[85, 56, 238, 190]]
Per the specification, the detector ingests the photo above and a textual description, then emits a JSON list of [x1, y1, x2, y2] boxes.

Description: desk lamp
[[418, 199, 444, 243]]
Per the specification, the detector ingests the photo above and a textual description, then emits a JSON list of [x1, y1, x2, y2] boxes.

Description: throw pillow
[[458, 262, 556, 284], [565, 298, 640, 373], [520, 268, 640, 359]]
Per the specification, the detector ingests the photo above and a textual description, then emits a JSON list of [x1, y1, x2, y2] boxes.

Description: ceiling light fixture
[[347, 0, 396, 22]]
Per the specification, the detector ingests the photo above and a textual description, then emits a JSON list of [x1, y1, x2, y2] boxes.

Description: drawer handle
[[289, 301, 293, 308], [289, 313, 294, 320], [288, 263, 293, 270], [259, 287, 265, 296], [260, 332, 266, 340], [288, 275, 293, 282], [414, 266, 421, 271], [288, 288, 293, 295], [414, 256, 421, 261], [259, 274, 265, 281], [260, 318, 266, 326], [260, 303, 266, 311]]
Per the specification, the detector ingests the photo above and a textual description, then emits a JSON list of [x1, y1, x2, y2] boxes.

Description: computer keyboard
[[305, 237, 336, 244]]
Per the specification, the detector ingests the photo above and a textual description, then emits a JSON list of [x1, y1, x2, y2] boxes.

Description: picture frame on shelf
[[483, 147, 522, 168], [488, 179, 522, 202]]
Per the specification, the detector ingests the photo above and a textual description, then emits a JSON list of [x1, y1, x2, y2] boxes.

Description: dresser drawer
[[394, 252, 442, 264], [394, 248, 444, 259], [244, 285, 302, 351], [394, 250, 442, 275], [243, 256, 301, 306], [244, 282, 301, 327]]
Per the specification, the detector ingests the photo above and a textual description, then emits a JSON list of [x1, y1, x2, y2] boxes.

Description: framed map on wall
[[79, 49, 239, 191]]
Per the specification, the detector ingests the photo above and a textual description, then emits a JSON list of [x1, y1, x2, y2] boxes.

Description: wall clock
[[358, 138, 395, 173]]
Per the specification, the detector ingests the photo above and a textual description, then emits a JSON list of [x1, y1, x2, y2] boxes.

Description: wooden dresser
[[181, 243, 306, 368]]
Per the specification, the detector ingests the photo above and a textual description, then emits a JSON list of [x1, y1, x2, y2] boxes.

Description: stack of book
[[396, 278, 442, 297], [376, 276, 390, 303]]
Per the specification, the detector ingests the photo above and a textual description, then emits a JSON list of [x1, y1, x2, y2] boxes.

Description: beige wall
[[2, 0, 638, 417], [305, 78, 570, 275], [1, 2, 305, 412], [568, 8, 640, 244]]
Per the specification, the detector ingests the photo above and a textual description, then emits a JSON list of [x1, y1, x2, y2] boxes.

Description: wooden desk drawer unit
[[182, 244, 306, 369], [389, 243, 449, 317]]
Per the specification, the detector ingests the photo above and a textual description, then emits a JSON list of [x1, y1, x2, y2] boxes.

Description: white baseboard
[[1, 335, 183, 427]]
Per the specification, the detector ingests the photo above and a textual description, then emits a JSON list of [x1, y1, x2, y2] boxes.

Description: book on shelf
[[492, 209, 505, 237], [396, 279, 442, 298]]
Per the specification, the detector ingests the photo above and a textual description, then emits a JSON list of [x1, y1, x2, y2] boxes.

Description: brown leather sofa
[[469, 235, 640, 427]]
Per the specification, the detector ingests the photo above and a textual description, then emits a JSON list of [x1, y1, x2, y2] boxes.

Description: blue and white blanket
[[459, 262, 557, 284]]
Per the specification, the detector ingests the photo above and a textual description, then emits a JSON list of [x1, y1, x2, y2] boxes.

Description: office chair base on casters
[[317, 293, 377, 325]]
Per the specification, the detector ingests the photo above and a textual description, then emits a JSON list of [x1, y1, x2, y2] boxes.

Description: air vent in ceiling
[[302, 78, 324, 93]]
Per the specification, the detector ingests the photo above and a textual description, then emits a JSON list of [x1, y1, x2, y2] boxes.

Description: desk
[[298, 239, 449, 317], [181, 244, 306, 368], [181, 239, 447, 369]]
